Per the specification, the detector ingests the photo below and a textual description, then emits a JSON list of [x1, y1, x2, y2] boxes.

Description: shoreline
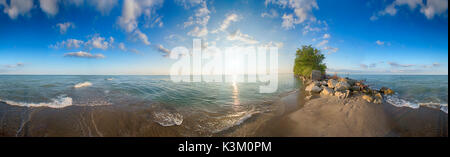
[[230, 75, 448, 137], [0, 75, 447, 137]]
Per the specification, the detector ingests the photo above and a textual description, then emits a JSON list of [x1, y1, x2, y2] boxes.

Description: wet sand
[[0, 102, 183, 137], [229, 91, 448, 137], [0, 90, 447, 137]]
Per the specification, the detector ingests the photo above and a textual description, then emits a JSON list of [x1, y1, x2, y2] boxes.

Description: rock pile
[[303, 75, 395, 104]]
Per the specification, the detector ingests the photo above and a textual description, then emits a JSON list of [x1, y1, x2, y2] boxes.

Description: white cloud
[[212, 13, 239, 33], [175, 0, 203, 9], [188, 26, 208, 37], [316, 40, 328, 47], [39, 0, 59, 17], [64, 51, 105, 59], [371, 0, 448, 20], [281, 13, 295, 29], [52, 35, 114, 50], [183, 0, 211, 37], [375, 40, 385, 46], [156, 44, 171, 57], [51, 39, 85, 49], [261, 9, 279, 18], [323, 46, 338, 54], [387, 62, 416, 67], [420, 0, 449, 19], [133, 30, 151, 45], [118, 0, 163, 45], [4, 62, 25, 68], [302, 21, 327, 35], [56, 22, 75, 34], [266, 0, 319, 29], [227, 29, 259, 45], [118, 42, 126, 51], [0, 0, 34, 19], [323, 33, 330, 39], [88, 0, 118, 15], [86, 35, 114, 50]]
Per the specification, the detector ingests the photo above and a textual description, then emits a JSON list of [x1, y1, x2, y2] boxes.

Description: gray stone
[[305, 83, 322, 93], [335, 90, 350, 99], [327, 79, 338, 89], [320, 87, 334, 96], [335, 81, 351, 91]]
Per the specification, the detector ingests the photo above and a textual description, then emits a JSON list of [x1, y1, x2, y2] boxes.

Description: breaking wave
[[0, 95, 73, 108], [152, 111, 184, 127], [74, 82, 92, 88], [385, 95, 448, 114]]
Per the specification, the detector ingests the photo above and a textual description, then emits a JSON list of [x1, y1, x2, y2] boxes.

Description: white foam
[[385, 95, 448, 114], [0, 95, 73, 108], [74, 82, 92, 88], [152, 111, 183, 127]]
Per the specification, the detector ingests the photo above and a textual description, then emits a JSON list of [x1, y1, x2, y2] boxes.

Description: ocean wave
[[152, 111, 183, 127], [0, 95, 73, 108], [385, 95, 448, 114], [74, 82, 92, 88], [211, 111, 259, 134]]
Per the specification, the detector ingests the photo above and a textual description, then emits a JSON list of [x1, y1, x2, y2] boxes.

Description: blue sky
[[0, 0, 448, 75]]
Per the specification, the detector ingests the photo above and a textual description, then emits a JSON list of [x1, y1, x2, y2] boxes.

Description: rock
[[305, 83, 322, 93], [346, 79, 357, 86], [320, 87, 334, 96], [362, 95, 374, 103], [338, 78, 348, 83], [335, 90, 350, 99], [351, 86, 361, 91], [373, 93, 383, 104], [335, 81, 351, 91], [374, 93, 383, 100], [327, 79, 338, 89], [321, 81, 327, 86], [311, 70, 322, 81], [380, 87, 395, 95]]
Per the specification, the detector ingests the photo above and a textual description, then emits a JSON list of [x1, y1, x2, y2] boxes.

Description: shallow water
[[0, 74, 447, 136], [0, 74, 301, 134], [345, 75, 448, 113]]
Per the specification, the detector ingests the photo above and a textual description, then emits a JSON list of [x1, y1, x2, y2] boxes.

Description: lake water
[[0, 74, 447, 136]]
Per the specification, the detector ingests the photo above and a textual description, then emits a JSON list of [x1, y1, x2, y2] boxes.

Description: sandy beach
[[227, 90, 448, 137], [1, 88, 447, 137]]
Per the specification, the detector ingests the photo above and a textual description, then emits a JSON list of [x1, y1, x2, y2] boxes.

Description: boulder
[[380, 87, 395, 95], [305, 83, 322, 93], [335, 90, 350, 99], [362, 95, 374, 103], [338, 77, 348, 83], [351, 86, 361, 91], [327, 79, 338, 89], [374, 93, 383, 100], [347, 79, 357, 86], [311, 70, 322, 81], [320, 87, 334, 96], [373, 93, 383, 104], [335, 81, 351, 91]]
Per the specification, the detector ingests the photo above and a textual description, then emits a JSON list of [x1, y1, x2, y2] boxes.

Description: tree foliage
[[293, 45, 327, 78]]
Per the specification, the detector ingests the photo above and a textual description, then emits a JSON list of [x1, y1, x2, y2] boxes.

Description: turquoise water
[[346, 75, 448, 113]]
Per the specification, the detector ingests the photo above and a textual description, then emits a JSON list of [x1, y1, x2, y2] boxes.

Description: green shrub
[[293, 45, 327, 78]]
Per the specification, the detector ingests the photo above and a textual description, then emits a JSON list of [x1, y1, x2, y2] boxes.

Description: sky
[[0, 0, 448, 75]]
